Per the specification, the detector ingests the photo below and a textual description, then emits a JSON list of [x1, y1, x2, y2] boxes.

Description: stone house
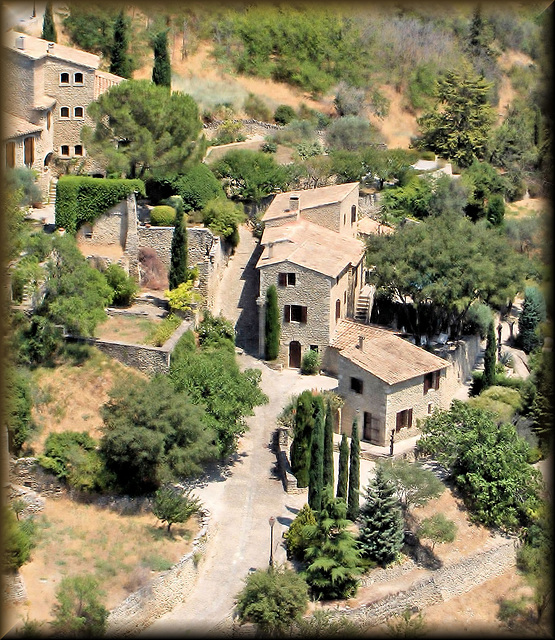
[[256, 183, 366, 367], [2, 30, 122, 198], [328, 319, 454, 446]]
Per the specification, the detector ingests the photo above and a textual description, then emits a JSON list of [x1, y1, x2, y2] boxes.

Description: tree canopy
[[83, 80, 203, 179]]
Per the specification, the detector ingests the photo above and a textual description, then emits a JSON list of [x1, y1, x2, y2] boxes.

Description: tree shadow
[[234, 242, 263, 356]]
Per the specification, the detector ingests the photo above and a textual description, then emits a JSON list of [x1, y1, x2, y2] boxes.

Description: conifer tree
[[518, 286, 546, 354], [264, 285, 280, 360], [109, 10, 132, 78], [152, 30, 171, 87], [42, 1, 57, 42], [336, 432, 349, 500], [168, 205, 187, 290], [290, 391, 313, 488], [323, 400, 334, 488], [358, 466, 404, 566], [347, 418, 360, 521], [483, 320, 496, 389], [308, 395, 325, 512]]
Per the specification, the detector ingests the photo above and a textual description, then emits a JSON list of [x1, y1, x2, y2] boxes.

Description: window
[[396, 409, 413, 431], [284, 305, 307, 324], [344, 291, 347, 304], [335, 299, 341, 321], [278, 272, 296, 287], [60, 72, 69, 84], [60, 107, 70, 118], [74, 72, 84, 84], [74, 106, 84, 118], [350, 377, 363, 394], [46, 111, 51, 130], [351, 204, 357, 224], [60, 145, 69, 156], [82, 224, 93, 239], [6, 142, 15, 168], [310, 345, 318, 352], [74, 145, 83, 156], [424, 370, 440, 394], [24, 137, 34, 167]]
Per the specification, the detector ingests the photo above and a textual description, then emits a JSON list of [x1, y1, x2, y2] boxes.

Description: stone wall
[[432, 334, 483, 386], [358, 194, 382, 217], [276, 427, 309, 495], [203, 118, 282, 140], [9, 457, 66, 497]]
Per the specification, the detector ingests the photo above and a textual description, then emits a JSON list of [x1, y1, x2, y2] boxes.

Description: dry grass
[[94, 314, 160, 344]]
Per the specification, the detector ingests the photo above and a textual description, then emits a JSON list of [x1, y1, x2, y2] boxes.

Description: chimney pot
[[267, 242, 274, 259], [16, 35, 25, 50], [358, 335, 365, 350], [289, 194, 300, 211]]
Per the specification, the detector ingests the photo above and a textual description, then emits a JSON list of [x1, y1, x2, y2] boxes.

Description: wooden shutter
[[424, 374, 431, 394], [407, 408, 413, 428], [6, 142, 15, 168], [24, 137, 34, 167], [284, 305, 291, 322], [300, 306, 307, 324], [278, 273, 287, 286], [396, 411, 403, 431], [434, 371, 440, 390]]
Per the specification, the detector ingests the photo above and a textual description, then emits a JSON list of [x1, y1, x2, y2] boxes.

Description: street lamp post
[[268, 516, 276, 568]]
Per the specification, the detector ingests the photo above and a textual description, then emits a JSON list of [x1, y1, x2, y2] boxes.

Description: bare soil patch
[[7, 495, 198, 630], [94, 313, 160, 344], [506, 197, 550, 218], [367, 85, 419, 150]]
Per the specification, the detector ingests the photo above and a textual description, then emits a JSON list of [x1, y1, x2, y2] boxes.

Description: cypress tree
[[308, 395, 325, 512], [336, 433, 349, 500], [347, 418, 360, 521], [168, 204, 187, 290], [358, 466, 404, 566], [483, 320, 496, 389], [264, 285, 280, 360], [42, 1, 57, 42], [290, 391, 313, 488], [109, 10, 132, 78], [323, 400, 334, 488], [152, 30, 171, 88], [518, 286, 546, 354]]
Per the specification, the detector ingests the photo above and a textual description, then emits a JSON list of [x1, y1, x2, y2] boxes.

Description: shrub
[[284, 504, 317, 560], [5, 365, 35, 455], [463, 301, 493, 338], [274, 104, 296, 125], [150, 205, 176, 226], [197, 311, 235, 351], [104, 263, 138, 306], [270, 119, 317, 146], [5, 168, 42, 207], [3, 508, 36, 572], [261, 142, 277, 154], [243, 92, 271, 121], [202, 198, 245, 247], [214, 120, 245, 145], [164, 282, 202, 314], [334, 82, 366, 117], [55, 176, 145, 233], [420, 150, 436, 161], [301, 349, 320, 375], [152, 486, 201, 533], [171, 164, 224, 213], [146, 313, 182, 346]]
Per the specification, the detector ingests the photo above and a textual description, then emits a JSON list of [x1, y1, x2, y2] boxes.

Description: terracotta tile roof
[[3, 113, 42, 139], [5, 29, 100, 68], [256, 219, 365, 278], [332, 319, 450, 385], [357, 217, 394, 236], [262, 182, 359, 221]]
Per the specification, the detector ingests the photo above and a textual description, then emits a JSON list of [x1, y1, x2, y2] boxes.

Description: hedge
[[55, 176, 145, 233], [150, 205, 176, 226]]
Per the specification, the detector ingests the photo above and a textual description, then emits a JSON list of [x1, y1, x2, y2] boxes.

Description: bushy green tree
[[461, 160, 508, 221], [104, 263, 138, 306], [284, 503, 317, 560], [323, 401, 334, 489], [303, 488, 362, 600], [172, 164, 224, 212], [300, 349, 320, 375], [336, 433, 349, 499], [152, 486, 201, 533], [42, 0, 57, 42], [236, 566, 309, 635], [416, 63, 496, 168], [109, 10, 132, 78], [83, 80, 202, 179], [378, 459, 444, 516], [50, 575, 108, 637], [62, 4, 116, 56], [308, 396, 325, 512], [347, 419, 360, 521], [169, 207, 187, 290], [3, 508, 35, 572], [290, 391, 314, 488], [518, 286, 546, 354], [101, 375, 218, 493], [152, 29, 171, 87], [417, 401, 542, 530], [483, 320, 497, 389], [264, 285, 280, 360], [417, 513, 457, 551], [5, 365, 34, 454], [325, 116, 381, 151], [201, 198, 245, 247], [5, 168, 42, 208], [274, 104, 296, 125], [357, 466, 404, 566]]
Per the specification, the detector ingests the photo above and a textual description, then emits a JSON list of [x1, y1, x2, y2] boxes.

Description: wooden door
[[289, 341, 301, 368]]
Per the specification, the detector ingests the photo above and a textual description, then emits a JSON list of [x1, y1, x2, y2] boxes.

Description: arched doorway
[[44, 152, 53, 168], [289, 341, 301, 368]]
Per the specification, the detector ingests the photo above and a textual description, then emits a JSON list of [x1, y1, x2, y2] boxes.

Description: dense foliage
[[152, 486, 201, 533], [336, 432, 349, 500], [347, 419, 360, 521], [152, 29, 171, 87], [284, 504, 317, 561], [483, 321, 497, 389], [378, 459, 444, 515], [55, 176, 145, 233], [518, 286, 546, 354], [41, 0, 57, 42], [168, 206, 187, 290], [264, 285, 280, 360], [51, 575, 108, 637], [323, 401, 334, 489], [3, 508, 36, 572], [5, 365, 34, 454], [290, 390, 314, 488], [104, 263, 138, 306], [172, 163, 225, 212], [417, 513, 457, 551], [109, 10, 132, 78], [417, 401, 543, 531], [201, 198, 245, 247], [308, 395, 325, 512], [150, 205, 176, 227]]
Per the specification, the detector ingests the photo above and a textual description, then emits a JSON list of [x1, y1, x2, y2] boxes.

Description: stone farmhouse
[[2, 30, 123, 199], [328, 319, 455, 446], [256, 183, 368, 367]]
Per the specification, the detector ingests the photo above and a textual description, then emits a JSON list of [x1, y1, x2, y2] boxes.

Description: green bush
[[261, 142, 277, 153], [146, 313, 182, 346], [172, 164, 225, 213], [150, 205, 176, 226], [284, 503, 317, 560], [5, 366, 35, 454], [202, 198, 245, 247], [55, 176, 145, 233], [243, 93, 272, 121], [274, 104, 296, 125], [420, 150, 436, 161], [463, 302, 493, 338], [10, 256, 42, 303], [104, 263, 138, 306], [5, 168, 42, 207], [301, 349, 320, 375], [3, 508, 36, 572], [214, 120, 245, 145]]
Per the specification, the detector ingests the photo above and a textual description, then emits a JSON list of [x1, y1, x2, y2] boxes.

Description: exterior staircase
[[355, 284, 375, 324], [47, 179, 57, 206]]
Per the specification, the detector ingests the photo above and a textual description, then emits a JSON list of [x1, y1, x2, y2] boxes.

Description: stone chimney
[[16, 35, 25, 50], [47, 42, 55, 54], [358, 335, 365, 350], [267, 242, 274, 259], [289, 194, 300, 212]]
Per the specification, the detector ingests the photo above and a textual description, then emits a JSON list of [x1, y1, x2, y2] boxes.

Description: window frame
[[423, 370, 440, 394], [60, 106, 70, 119], [351, 204, 357, 224], [6, 141, 16, 168], [73, 106, 84, 119], [395, 408, 413, 431], [284, 304, 307, 324], [60, 72, 70, 85], [73, 72, 84, 85], [278, 272, 296, 287], [74, 145, 83, 156], [350, 377, 363, 394], [23, 137, 34, 167], [60, 145, 70, 157]]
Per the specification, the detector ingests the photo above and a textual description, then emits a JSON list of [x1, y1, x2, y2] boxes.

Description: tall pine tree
[[42, 0, 57, 42], [264, 285, 280, 360], [308, 395, 325, 512], [109, 10, 132, 78], [323, 400, 334, 488], [290, 391, 313, 488], [336, 433, 349, 500], [483, 320, 496, 389], [152, 30, 171, 88], [168, 205, 187, 290], [358, 466, 404, 566], [347, 418, 360, 521]]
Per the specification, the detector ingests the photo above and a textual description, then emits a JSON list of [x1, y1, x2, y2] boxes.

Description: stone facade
[[299, 188, 359, 238]]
